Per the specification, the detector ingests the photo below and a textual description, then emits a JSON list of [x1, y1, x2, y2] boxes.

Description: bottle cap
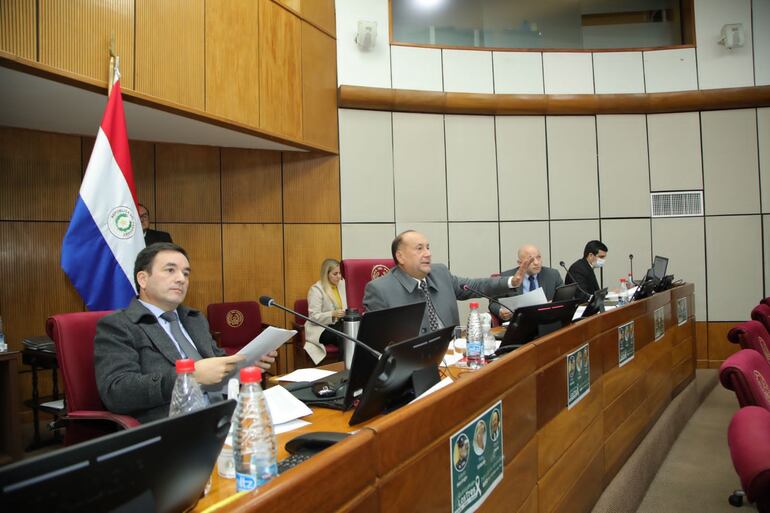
[[240, 366, 262, 383], [620, 278, 626, 282], [175, 359, 195, 373], [469, 301, 479, 309]]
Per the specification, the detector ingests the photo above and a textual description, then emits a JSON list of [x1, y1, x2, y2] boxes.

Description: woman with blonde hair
[[304, 258, 348, 364]]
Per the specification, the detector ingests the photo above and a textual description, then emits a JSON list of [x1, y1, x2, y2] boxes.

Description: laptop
[[552, 283, 578, 302], [0, 400, 234, 513]]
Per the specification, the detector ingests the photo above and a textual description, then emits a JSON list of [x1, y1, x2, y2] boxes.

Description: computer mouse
[[311, 381, 337, 398]]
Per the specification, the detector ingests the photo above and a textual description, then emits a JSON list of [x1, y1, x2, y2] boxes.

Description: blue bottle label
[[236, 472, 257, 492]]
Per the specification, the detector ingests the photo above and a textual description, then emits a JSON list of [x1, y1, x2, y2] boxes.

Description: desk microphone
[[461, 285, 510, 313], [258, 296, 382, 359], [628, 253, 634, 283], [559, 261, 591, 299]]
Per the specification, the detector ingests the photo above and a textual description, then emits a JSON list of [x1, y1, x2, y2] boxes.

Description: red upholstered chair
[[206, 301, 269, 356], [751, 304, 770, 334], [760, 297, 770, 307], [727, 320, 770, 365], [727, 406, 770, 512], [340, 258, 394, 313], [292, 298, 340, 367], [46, 312, 140, 446], [719, 349, 770, 411]]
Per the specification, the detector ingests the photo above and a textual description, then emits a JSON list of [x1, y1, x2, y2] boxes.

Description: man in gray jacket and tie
[[94, 242, 274, 423], [363, 230, 531, 335]]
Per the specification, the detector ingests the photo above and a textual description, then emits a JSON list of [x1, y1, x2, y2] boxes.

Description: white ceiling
[[0, 65, 304, 152]]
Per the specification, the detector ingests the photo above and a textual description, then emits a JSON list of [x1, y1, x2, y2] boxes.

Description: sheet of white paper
[[573, 305, 587, 320], [499, 287, 548, 312], [236, 326, 296, 365], [40, 399, 64, 410], [278, 368, 337, 382], [274, 419, 311, 434], [410, 376, 453, 404], [441, 352, 464, 367], [263, 385, 313, 425]]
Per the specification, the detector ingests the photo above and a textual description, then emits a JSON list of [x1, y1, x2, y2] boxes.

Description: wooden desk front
[[197, 284, 696, 513]]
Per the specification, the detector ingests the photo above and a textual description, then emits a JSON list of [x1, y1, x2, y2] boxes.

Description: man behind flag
[[62, 59, 145, 311]]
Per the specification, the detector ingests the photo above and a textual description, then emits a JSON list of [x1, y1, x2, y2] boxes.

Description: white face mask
[[594, 257, 606, 268]]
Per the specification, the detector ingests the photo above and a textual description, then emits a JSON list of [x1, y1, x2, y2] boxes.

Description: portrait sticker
[[618, 321, 635, 367], [567, 343, 590, 409], [654, 307, 665, 341], [677, 297, 689, 326]]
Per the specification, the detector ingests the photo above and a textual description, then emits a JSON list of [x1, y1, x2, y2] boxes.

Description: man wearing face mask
[[565, 240, 608, 301]]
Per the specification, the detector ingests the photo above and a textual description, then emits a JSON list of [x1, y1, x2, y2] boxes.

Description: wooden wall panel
[[39, 0, 134, 87], [155, 143, 220, 223], [282, 152, 340, 223], [259, 0, 302, 139], [205, 0, 260, 127], [135, 0, 205, 109], [0, 0, 36, 59], [155, 223, 222, 314], [222, 224, 286, 328], [276, 0, 301, 13], [707, 322, 740, 366], [0, 223, 83, 351], [221, 148, 282, 223], [283, 224, 341, 310], [299, 0, 335, 35], [301, 22, 338, 151], [0, 128, 81, 221], [695, 321, 708, 367]]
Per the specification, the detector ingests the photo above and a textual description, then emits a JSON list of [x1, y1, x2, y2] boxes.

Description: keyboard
[[277, 453, 312, 474]]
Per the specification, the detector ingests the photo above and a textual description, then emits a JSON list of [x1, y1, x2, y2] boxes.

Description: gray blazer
[[489, 266, 564, 318], [94, 298, 225, 423], [363, 264, 512, 335]]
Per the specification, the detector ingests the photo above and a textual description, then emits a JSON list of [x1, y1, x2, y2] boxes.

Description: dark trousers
[[319, 320, 344, 358]]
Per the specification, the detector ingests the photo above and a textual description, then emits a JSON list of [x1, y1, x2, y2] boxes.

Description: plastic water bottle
[[481, 313, 496, 356], [0, 316, 7, 352], [618, 278, 629, 306], [466, 302, 485, 369], [233, 366, 278, 492], [168, 359, 206, 416], [217, 378, 240, 479]]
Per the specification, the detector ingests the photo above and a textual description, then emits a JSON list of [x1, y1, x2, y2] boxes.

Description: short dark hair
[[583, 240, 608, 259], [391, 230, 416, 262], [134, 242, 188, 292]]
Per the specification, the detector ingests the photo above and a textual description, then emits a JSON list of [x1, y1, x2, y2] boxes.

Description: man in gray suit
[[363, 230, 531, 335], [491, 244, 564, 321], [94, 242, 274, 423]]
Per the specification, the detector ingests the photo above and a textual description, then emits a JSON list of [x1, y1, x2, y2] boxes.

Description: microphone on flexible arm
[[461, 285, 510, 313], [258, 296, 381, 359], [629, 254, 634, 284], [559, 261, 591, 299]]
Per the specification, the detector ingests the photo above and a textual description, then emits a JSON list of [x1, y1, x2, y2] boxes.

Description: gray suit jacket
[[363, 264, 512, 335], [94, 298, 224, 423], [489, 266, 564, 318]]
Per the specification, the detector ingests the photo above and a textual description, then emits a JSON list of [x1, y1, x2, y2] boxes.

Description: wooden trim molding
[[338, 85, 770, 116]]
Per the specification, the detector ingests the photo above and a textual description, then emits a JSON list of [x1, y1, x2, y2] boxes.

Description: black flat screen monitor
[[0, 400, 235, 513], [499, 298, 582, 350], [552, 283, 578, 302], [581, 288, 608, 317], [349, 325, 454, 426], [287, 302, 426, 410], [652, 255, 669, 280]]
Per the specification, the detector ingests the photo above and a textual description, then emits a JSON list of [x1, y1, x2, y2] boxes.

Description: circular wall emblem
[[107, 206, 137, 239], [371, 264, 391, 280], [226, 309, 244, 328]]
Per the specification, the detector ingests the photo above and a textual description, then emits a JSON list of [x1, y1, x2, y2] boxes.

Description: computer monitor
[[498, 298, 582, 352], [581, 288, 608, 317], [0, 400, 235, 513], [652, 255, 669, 281], [632, 271, 658, 300], [552, 283, 578, 302], [349, 325, 454, 425], [286, 302, 426, 410]]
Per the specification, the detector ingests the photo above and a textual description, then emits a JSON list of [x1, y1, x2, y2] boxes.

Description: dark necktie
[[419, 280, 440, 332], [160, 311, 202, 361], [528, 275, 536, 292]]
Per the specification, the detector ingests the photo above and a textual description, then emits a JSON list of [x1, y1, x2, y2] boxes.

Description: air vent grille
[[651, 191, 703, 217]]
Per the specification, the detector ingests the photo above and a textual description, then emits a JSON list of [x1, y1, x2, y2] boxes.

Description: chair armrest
[[67, 410, 141, 429]]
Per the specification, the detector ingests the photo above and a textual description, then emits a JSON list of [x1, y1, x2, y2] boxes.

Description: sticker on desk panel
[[567, 343, 590, 410], [618, 321, 635, 367], [450, 401, 503, 513], [677, 298, 688, 326], [654, 307, 665, 341]]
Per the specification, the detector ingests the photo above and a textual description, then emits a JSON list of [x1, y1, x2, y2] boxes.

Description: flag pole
[[108, 33, 116, 95]]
